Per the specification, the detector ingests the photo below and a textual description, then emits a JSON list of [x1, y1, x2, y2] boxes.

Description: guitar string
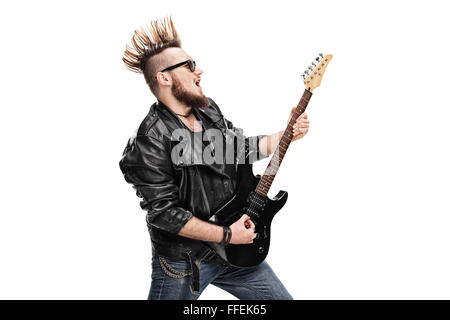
[[246, 105, 306, 217], [245, 97, 310, 223], [255, 99, 308, 196], [247, 91, 311, 215]]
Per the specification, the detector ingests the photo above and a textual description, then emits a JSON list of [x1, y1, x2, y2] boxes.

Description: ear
[[156, 71, 171, 87]]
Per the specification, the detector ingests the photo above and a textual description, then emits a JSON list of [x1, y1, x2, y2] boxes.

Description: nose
[[194, 66, 203, 75]]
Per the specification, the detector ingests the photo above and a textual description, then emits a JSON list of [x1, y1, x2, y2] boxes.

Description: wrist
[[220, 226, 232, 245]]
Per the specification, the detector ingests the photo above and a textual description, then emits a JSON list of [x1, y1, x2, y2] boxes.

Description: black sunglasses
[[160, 59, 196, 73]]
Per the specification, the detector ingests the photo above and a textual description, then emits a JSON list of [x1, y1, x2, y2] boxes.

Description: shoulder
[[133, 101, 177, 144], [121, 102, 167, 156], [136, 102, 160, 137]]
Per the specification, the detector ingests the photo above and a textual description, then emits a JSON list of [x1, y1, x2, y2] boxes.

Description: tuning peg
[[308, 66, 313, 71], [304, 69, 309, 75], [311, 61, 317, 66], [301, 74, 306, 80], [319, 53, 324, 58], [315, 56, 321, 61]]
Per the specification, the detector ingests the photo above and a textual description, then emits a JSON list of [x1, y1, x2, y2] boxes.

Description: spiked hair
[[123, 17, 181, 94]]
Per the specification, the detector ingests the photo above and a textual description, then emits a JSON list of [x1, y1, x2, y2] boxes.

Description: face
[[160, 47, 209, 109]]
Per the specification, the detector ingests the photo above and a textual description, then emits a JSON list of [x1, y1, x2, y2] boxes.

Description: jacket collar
[[158, 99, 222, 120], [154, 99, 224, 129]]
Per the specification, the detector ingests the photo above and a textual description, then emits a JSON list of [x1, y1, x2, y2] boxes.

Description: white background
[[0, 0, 449, 299]]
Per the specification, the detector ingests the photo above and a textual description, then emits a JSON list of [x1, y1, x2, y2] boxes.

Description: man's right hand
[[229, 214, 257, 244]]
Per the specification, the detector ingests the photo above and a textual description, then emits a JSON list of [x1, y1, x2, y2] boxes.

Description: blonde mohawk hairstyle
[[122, 16, 181, 74]]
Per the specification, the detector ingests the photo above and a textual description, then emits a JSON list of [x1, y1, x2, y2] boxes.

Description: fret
[[255, 89, 312, 197]]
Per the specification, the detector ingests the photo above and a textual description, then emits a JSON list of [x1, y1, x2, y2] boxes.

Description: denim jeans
[[148, 252, 293, 300]]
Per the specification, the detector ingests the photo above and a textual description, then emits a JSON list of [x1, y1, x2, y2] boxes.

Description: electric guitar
[[206, 53, 333, 267]]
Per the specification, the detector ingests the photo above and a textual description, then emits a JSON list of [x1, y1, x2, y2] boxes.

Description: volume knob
[[258, 247, 265, 254]]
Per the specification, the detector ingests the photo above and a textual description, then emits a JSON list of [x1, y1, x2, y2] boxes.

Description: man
[[119, 17, 310, 300]]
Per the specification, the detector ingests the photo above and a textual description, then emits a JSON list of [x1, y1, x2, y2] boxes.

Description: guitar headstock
[[301, 53, 333, 92]]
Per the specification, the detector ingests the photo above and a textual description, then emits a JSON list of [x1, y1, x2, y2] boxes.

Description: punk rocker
[[119, 17, 310, 300]]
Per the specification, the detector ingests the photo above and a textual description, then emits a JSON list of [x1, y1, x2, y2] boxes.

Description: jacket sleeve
[[119, 133, 193, 234]]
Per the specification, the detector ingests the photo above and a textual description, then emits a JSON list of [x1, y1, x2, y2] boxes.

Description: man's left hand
[[288, 107, 310, 141]]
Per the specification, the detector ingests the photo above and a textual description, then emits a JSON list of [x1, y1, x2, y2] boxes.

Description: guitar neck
[[255, 89, 313, 197]]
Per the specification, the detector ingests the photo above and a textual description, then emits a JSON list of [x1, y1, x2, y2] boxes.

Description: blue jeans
[[148, 252, 293, 300]]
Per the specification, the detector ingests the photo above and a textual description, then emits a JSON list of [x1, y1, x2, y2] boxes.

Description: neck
[[157, 94, 192, 116], [255, 89, 313, 197]]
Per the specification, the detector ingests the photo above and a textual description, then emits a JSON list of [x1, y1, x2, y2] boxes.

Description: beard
[[171, 75, 210, 109]]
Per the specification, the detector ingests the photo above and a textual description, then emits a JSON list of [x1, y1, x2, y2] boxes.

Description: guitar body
[[206, 164, 288, 268]]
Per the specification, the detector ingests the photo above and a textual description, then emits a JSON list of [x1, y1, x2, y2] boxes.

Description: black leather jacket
[[119, 98, 267, 260]]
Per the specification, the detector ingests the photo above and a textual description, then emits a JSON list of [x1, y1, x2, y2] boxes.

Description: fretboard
[[255, 89, 313, 196]]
